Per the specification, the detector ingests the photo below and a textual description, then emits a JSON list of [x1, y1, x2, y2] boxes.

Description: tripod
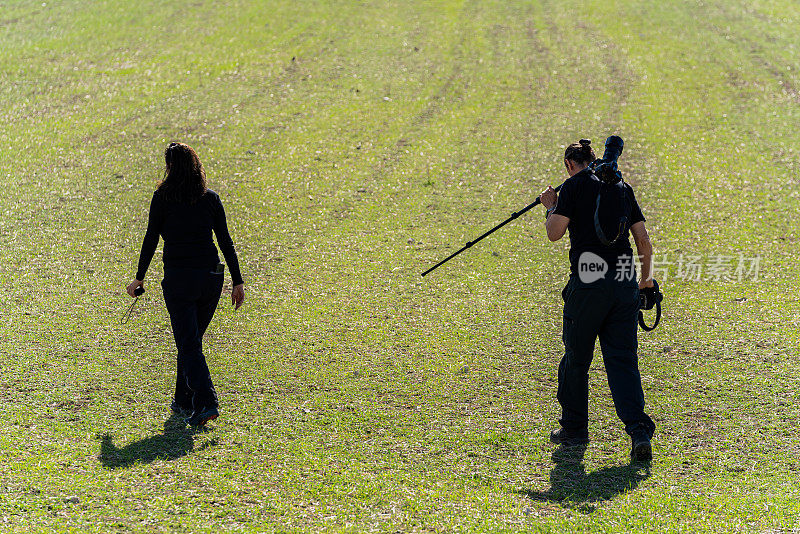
[[421, 183, 563, 277]]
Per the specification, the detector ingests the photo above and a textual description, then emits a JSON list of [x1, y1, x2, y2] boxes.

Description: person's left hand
[[126, 279, 144, 298], [540, 186, 558, 210], [231, 284, 245, 310]]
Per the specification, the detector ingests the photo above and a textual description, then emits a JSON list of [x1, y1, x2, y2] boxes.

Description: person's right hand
[[231, 284, 245, 310], [540, 186, 557, 210]]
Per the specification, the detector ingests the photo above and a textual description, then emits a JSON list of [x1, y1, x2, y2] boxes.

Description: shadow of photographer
[[98, 414, 216, 469], [520, 444, 651, 513]]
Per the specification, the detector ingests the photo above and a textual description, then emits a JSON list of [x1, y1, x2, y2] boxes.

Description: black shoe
[[631, 434, 652, 462], [549, 427, 589, 446], [170, 399, 192, 416], [186, 406, 219, 427]]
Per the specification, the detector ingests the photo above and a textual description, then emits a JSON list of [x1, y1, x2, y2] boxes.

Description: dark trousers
[[162, 267, 223, 411], [558, 276, 655, 438]]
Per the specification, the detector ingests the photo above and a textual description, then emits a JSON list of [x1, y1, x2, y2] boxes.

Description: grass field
[[1, 0, 799, 531]]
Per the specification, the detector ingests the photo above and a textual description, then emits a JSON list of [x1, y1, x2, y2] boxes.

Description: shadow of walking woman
[[99, 414, 215, 469], [520, 444, 651, 513]]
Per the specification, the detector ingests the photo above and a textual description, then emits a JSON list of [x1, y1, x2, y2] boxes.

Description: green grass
[[1, 0, 799, 531]]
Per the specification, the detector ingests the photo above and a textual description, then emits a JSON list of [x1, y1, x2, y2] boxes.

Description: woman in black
[[127, 142, 245, 427]]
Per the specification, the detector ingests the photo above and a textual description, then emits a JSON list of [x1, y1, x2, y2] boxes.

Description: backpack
[[589, 166, 631, 247]]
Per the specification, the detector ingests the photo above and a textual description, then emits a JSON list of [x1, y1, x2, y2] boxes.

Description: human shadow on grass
[[98, 414, 216, 469], [520, 444, 651, 513]]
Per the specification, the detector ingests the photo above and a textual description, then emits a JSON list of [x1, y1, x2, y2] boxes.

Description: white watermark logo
[[620, 253, 761, 282], [578, 251, 608, 283], [577, 252, 762, 283]]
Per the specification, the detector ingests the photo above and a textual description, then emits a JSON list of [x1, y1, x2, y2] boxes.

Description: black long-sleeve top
[[135, 189, 244, 286]]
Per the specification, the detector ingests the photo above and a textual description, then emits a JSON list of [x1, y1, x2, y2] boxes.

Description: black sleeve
[[627, 185, 645, 225], [135, 192, 163, 281], [552, 178, 577, 219], [212, 194, 244, 286]]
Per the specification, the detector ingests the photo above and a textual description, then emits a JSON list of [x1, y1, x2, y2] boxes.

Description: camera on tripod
[[589, 135, 624, 185]]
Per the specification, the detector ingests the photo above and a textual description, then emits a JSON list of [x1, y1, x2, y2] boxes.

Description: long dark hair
[[157, 142, 207, 203]]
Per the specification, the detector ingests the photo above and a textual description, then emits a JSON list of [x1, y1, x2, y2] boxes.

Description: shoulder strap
[[638, 301, 661, 331], [594, 180, 630, 246]]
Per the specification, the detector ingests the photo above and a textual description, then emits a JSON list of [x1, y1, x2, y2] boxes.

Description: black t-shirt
[[135, 189, 244, 286], [552, 168, 644, 280]]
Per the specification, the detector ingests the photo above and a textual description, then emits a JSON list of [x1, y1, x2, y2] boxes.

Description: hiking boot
[[170, 399, 192, 416], [630, 433, 652, 462], [186, 406, 219, 427], [549, 427, 589, 446]]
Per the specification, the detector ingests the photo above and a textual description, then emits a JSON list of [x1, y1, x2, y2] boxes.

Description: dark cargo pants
[[558, 276, 655, 438], [162, 266, 223, 411]]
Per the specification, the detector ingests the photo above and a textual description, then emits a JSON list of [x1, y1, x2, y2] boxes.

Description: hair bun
[[579, 139, 591, 147]]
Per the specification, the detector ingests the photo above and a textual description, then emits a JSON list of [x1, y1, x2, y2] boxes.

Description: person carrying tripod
[[540, 138, 656, 461], [126, 142, 245, 428]]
